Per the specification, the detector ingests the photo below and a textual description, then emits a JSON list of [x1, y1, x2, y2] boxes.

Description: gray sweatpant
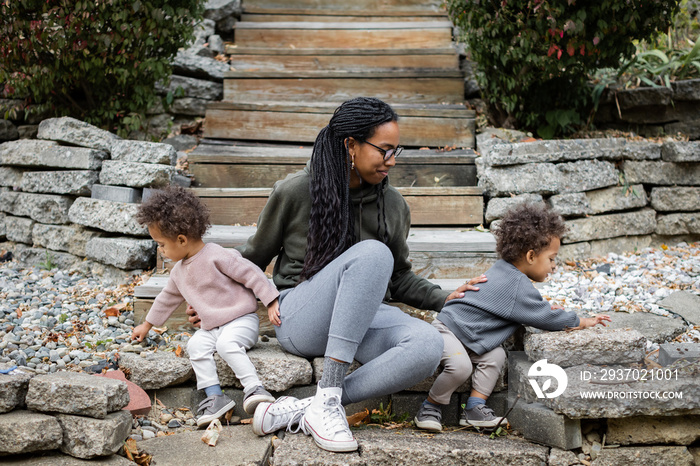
[[275, 240, 443, 405], [429, 319, 506, 405]]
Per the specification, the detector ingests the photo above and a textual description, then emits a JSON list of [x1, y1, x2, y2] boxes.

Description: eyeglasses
[[360, 139, 403, 161]]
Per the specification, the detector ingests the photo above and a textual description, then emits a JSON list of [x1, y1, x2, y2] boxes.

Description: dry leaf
[[134, 453, 152, 466], [104, 302, 128, 316], [175, 345, 183, 358], [241, 418, 253, 425], [346, 408, 369, 427], [151, 326, 168, 335], [202, 419, 222, 446], [16, 309, 22, 318], [521, 137, 539, 142]]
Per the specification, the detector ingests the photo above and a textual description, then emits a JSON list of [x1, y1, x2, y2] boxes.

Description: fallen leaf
[[151, 326, 168, 335], [241, 418, 253, 424], [521, 137, 539, 142], [134, 453, 152, 466], [175, 345, 183, 358], [347, 409, 369, 426], [202, 419, 222, 446], [661, 244, 668, 250], [16, 309, 22, 318], [103, 302, 128, 316]]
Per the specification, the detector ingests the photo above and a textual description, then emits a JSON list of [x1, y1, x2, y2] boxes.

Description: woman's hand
[[445, 274, 487, 303], [268, 298, 281, 327], [186, 305, 201, 328]]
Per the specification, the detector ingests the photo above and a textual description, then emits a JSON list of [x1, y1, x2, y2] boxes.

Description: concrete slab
[[91, 184, 142, 204], [2, 452, 133, 465], [606, 415, 700, 445], [137, 425, 272, 466], [659, 343, 700, 366], [592, 445, 693, 465], [658, 291, 700, 325], [605, 310, 686, 343], [508, 400, 582, 450]]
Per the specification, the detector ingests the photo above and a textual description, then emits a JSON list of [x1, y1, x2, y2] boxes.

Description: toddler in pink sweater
[[131, 186, 280, 427]]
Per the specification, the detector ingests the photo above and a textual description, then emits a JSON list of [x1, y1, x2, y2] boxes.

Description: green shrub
[[0, 0, 204, 137], [447, 0, 680, 138]]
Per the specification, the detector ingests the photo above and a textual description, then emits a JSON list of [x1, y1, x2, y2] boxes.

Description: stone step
[[233, 21, 454, 49], [223, 69, 466, 104], [227, 46, 460, 71], [191, 186, 483, 226], [188, 142, 477, 188], [204, 101, 476, 147]]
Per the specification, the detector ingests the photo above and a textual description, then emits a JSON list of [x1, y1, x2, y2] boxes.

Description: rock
[[659, 343, 700, 367], [216, 15, 237, 34], [651, 187, 700, 211], [156, 75, 223, 100], [524, 328, 646, 367], [622, 141, 663, 160], [20, 170, 99, 196], [672, 78, 700, 100], [485, 193, 544, 223], [475, 128, 532, 148], [15, 247, 83, 271], [1, 140, 107, 170], [204, 0, 241, 21], [1, 452, 134, 465], [215, 338, 312, 392], [0, 167, 24, 188], [593, 446, 693, 465], [16, 125, 38, 139], [0, 191, 73, 224], [172, 51, 230, 81], [98, 160, 176, 188], [508, 400, 582, 450], [665, 119, 700, 140], [623, 161, 700, 185], [118, 352, 194, 390], [477, 159, 618, 197], [607, 415, 700, 445], [563, 209, 656, 243], [480, 138, 626, 166], [85, 237, 156, 269], [606, 311, 686, 343], [661, 140, 700, 162], [620, 86, 674, 108], [170, 98, 210, 116], [4, 215, 34, 243], [55, 410, 132, 459], [586, 184, 648, 214], [0, 139, 55, 165], [37, 117, 120, 152], [208, 34, 225, 55], [586, 235, 653, 259], [188, 37, 214, 58], [658, 291, 700, 325], [656, 213, 700, 235], [162, 134, 198, 152], [0, 364, 33, 413], [91, 184, 142, 204], [68, 197, 149, 236], [548, 192, 592, 217], [0, 119, 19, 141], [31, 223, 105, 256], [0, 410, 63, 455], [549, 448, 581, 466], [110, 140, 176, 165], [25, 371, 129, 419], [193, 18, 216, 40]]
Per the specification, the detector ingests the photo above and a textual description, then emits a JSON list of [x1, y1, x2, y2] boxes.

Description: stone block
[[32, 223, 104, 257], [624, 160, 700, 185], [215, 338, 313, 392], [659, 343, 700, 366], [662, 140, 700, 162], [0, 213, 4, 239], [204, 0, 241, 21], [524, 328, 646, 367], [55, 410, 132, 459], [5, 215, 34, 243], [0, 167, 24, 187], [621, 141, 662, 160], [110, 140, 176, 165], [20, 170, 98, 196], [26, 371, 129, 419], [656, 212, 700, 235], [1, 191, 73, 224], [621, 86, 674, 108], [15, 247, 84, 272], [85, 237, 156, 269], [586, 184, 648, 214], [587, 235, 653, 259], [477, 159, 618, 197], [0, 139, 107, 169], [485, 193, 544, 223], [593, 446, 693, 465], [607, 415, 700, 445], [391, 392, 460, 426], [68, 197, 148, 236], [548, 448, 580, 466], [91, 184, 142, 203], [651, 187, 700, 211], [172, 50, 230, 81], [156, 75, 224, 100], [480, 138, 626, 166], [606, 310, 686, 343], [161, 134, 198, 152], [0, 410, 63, 455], [16, 125, 38, 139], [658, 291, 700, 325], [507, 352, 538, 403], [96, 370, 151, 417], [563, 208, 656, 243], [548, 192, 592, 217], [1, 452, 135, 465], [672, 78, 700, 100], [0, 363, 33, 413], [170, 98, 209, 116], [99, 160, 175, 188], [193, 18, 215, 39], [38, 117, 120, 152], [0, 119, 18, 141], [666, 119, 700, 140], [118, 352, 194, 390], [508, 400, 582, 450]]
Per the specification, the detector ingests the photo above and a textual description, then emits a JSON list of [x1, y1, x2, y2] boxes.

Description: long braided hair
[[299, 97, 398, 281]]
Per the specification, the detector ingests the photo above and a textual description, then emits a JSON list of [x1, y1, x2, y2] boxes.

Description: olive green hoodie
[[237, 163, 451, 311]]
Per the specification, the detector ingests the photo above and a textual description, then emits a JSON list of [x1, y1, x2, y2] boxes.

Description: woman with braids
[[188, 97, 483, 452]]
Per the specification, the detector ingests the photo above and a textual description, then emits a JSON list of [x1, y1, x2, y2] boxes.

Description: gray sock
[[319, 357, 350, 389]]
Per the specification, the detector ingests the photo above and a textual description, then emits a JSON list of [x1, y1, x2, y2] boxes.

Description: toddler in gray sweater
[[414, 203, 611, 431]]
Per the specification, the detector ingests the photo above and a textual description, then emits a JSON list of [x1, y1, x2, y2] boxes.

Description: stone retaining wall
[[476, 135, 700, 260], [0, 117, 186, 282]]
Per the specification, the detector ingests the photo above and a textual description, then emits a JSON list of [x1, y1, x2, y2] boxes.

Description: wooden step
[[191, 186, 484, 226], [204, 101, 475, 148], [227, 47, 460, 71], [223, 70, 465, 104], [241, 1, 445, 14], [241, 13, 446, 22], [188, 142, 477, 188], [233, 21, 454, 49]]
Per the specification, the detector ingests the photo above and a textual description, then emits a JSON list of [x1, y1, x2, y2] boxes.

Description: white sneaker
[[252, 396, 312, 436], [300, 384, 358, 452]]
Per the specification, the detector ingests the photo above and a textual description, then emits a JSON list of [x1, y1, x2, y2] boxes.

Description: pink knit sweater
[[145, 243, 279, 331]]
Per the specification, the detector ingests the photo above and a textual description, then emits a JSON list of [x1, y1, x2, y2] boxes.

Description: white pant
[[187, 313, 260, 392]]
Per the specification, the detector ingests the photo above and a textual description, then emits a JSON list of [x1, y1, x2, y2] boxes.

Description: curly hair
[[136, 186, 211, 240], [300, 97, 398, 281], [493, 203, 567, 263]]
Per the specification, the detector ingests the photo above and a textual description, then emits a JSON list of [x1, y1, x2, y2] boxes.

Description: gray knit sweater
[[437, 259, 580, 355]]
